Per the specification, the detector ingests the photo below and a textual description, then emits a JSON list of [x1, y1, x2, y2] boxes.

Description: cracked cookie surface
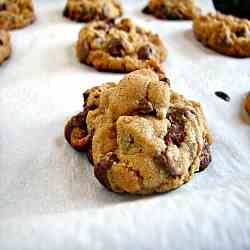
[[0, 0, 35, 30], [65, 69, 213, 194], [0, 29, 11, 64], [63, 0, 122, 23], [76, 18, 167, 74], [143, 0, 200, 20], [193, 12, 250, 58]]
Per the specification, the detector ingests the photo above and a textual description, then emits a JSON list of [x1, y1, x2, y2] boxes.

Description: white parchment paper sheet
[[0, 0, 250, 249]]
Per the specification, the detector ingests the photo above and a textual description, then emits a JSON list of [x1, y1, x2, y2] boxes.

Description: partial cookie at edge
[[0, 0, 35, 30], [63, 0, 123, 22], [193, 12, 250, 58], [143, 0, 201, 20], [0, 29, 11, 65]]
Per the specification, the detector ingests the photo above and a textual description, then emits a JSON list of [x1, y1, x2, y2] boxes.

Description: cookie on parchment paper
[[65, 69, 213, 195], [0, 0, 35, 30]]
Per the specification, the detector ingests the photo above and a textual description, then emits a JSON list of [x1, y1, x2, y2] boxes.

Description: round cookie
[[143, 0, 201, 20], [65, 69, 213, 195], [0, 29, 11, 65], [193, 12, 250, 58], [0, 0, 35, 30], [76, 18, 167, 74], [63, 0, 122, 23]]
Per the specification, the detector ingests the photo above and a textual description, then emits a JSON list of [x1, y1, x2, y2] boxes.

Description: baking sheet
[[0, 0, 250, 249]]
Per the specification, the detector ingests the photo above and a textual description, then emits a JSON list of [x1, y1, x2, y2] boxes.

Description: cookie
[[245, 92, 250, 115], [0, 0, 35, 30], [0, 29, 11, 64], [63, 0, 122, 23], [76, 18, 167, 74], [143, 0, 201, 20], [193, 12, 250, 58], [65, 69, 213, 195]]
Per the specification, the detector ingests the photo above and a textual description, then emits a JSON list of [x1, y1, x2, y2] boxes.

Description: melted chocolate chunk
[[83, 90, 90, 105], [235, 28, 248, 38], [63, 6, 69, 17], [94, 153, 119, 190], [165, 110, 186, 147], [78, 42, 90, 62], [135, 99, 154, 115], [215, 91, 231, 102], [108, 38, 125, 57], [160, 77, 171, 86], [0, 3, 7, 11], [138, 45, 153, 60], [142, 5, 151, 14], [156, 153, 184, 176]]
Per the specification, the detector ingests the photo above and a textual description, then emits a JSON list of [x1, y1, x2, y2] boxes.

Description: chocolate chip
[[83, 90, 90, 105], [0, 39, 3, 46], [106, 19, 115, 27], [108, 38, 125, 57], [198, 139, 212, 172], [235, 28, 248, 38], [138, 45, 153, 60], [64, 111, 90, 152], [215, 91, 231, 102], [135, 99, 154, 114], [156, 153, 184, 176], [78, 42, 89, 62], [142, 5, 151, 14], [0, 3, 7, 11], [165, 110, 186, 147], [63, 6, 69, 17], [165, 123, 185, 147], [160, 77, 171, 86], [154, 4, 171, 19], [94, 153, 119, 190]]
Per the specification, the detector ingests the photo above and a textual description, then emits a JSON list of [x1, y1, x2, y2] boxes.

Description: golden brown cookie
[[63, 0, 122, 23], [0, 0, 35, 30], [65, 69, 213, 195], [76, 18, 167, 74], [245, 92, 250, 115], [143, 0, 201, 20], [0, 29, 11, 64], [193, 12, 250, 58]]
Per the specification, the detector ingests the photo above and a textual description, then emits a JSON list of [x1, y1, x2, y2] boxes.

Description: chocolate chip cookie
[[0, 29, 11, 64], [193, 12, 250, 58], [65, 69, 213, 195], [143, 0, 201, 20], [244, 92, 250, 115], [76, 18, 167, 74], [0, 0, 35, 30], [63, 0, 122, 23]]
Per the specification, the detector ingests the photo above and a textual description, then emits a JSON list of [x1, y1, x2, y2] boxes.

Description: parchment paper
[[0, 0, 250, 249]]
